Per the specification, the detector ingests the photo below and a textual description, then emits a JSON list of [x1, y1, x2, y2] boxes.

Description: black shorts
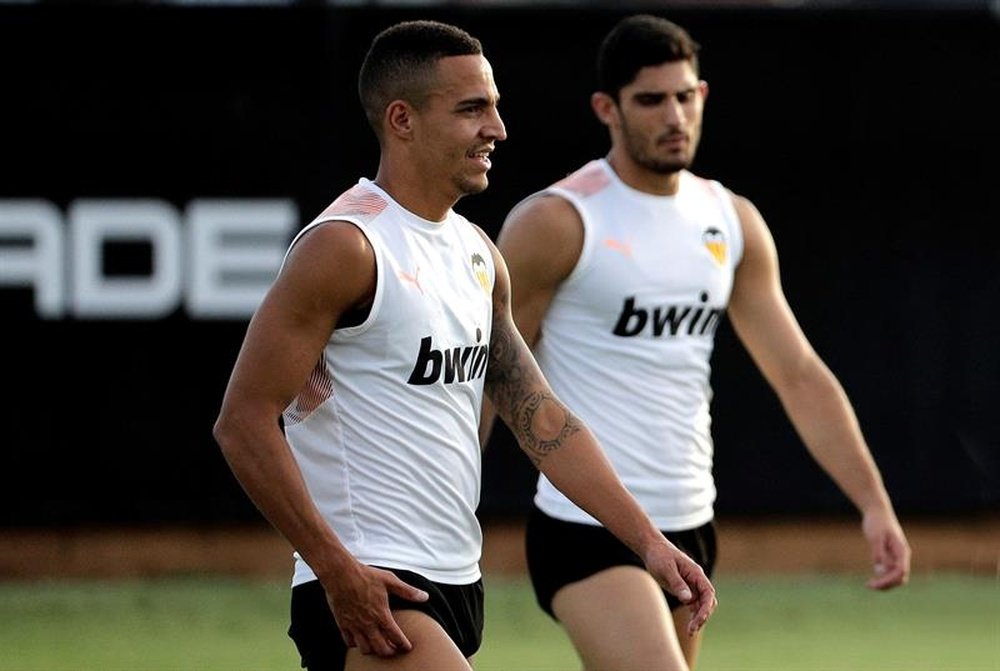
[[288, 569, 484, 671], [525, 505, 717, 618]]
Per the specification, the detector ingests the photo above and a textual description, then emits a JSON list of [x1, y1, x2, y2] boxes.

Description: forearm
[[537, 421, 664, 557], [776, 360, 893, 515]]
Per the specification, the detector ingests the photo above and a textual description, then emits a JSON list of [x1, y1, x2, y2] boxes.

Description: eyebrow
[[455, 93, 500, 108], [633, 85, 697, 97], [630, 88, 697, 105]]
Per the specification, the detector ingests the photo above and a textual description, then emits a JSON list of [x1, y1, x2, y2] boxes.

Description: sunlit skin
[[376, 54, 507, 222], [591, 60, 708, 196]]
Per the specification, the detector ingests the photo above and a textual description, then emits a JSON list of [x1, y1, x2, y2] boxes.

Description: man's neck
[[373, 163, 454, 223], [606, 152, 681, 196]]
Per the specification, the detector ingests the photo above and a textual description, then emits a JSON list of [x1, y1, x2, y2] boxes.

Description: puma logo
[[602, 237, 633, 259], [398, 267, 424, 295]]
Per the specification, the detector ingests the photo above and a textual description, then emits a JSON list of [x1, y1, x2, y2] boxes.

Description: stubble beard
[[623, 120, 699, 175], [453, 172, 489, 198], [629, 134, 692, 175]]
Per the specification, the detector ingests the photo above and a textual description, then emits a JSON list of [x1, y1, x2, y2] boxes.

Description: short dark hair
[[596, 15, 700, 101], [358, 20, 483, 136]]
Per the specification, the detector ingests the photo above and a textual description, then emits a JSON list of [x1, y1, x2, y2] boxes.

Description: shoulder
[[280, 219, 376, 307], [496, 193, 583, 286], [552, 159, 614, 198], [726, 190, 761, 221], [711, 186, 767, 240], [499, 193, 583, 254], [684, 172, 746, 213], [508, 192, 582, 225], [502, 160, 608, 238], [716, 189, 779, 279], [289, 219, 374, 266], [314, 182, 390, 225], [470, 223, 501, 263], [488, 193, 584, 287]]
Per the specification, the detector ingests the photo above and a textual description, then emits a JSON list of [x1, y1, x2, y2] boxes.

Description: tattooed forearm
[[485, 314, 581, 465], [512, 391, 582, 465]]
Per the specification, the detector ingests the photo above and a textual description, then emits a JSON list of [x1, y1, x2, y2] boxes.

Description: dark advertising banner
[[2, 5, 997, 526]]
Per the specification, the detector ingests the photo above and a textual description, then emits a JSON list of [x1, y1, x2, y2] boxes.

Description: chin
[[647, 158, 690, 174], [457, 176, 489, 196]]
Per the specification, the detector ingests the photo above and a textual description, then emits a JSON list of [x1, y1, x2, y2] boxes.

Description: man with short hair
[[488, 14, 911, 671]]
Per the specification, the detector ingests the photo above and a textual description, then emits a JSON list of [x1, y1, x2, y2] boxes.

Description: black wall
[[1, 4, 997, 526]]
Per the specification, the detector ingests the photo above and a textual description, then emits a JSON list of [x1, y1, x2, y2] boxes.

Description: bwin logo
[[407, 334, 490, 386], [613, 294, 723, 338]]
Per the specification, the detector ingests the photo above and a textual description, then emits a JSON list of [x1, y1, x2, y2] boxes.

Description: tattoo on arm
[[512, 391, 581, 465], [485, 294, 580, 465]]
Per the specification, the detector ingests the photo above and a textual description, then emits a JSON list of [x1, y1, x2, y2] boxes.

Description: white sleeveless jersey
[[531, 159, 743, 531], [283, 179, 495, 586]]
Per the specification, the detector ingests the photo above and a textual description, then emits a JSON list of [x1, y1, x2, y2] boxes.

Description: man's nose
[[664, 97, 685, 125], [485, 107, 507, 141]]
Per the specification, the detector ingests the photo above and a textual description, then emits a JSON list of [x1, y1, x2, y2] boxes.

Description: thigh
[[289, 579, 348, 671], [345, 610, 472, 671], [526, 506, 644, 618], [289, 574, 483, 671], [386, 569, 484, 659], [552, 565, 687, 671]]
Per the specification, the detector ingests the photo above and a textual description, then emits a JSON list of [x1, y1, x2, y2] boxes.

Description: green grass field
[[0, 573, 996, 670]]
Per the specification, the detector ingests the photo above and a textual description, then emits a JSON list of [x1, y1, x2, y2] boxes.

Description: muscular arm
[[476, 226, 716, 633], [213, 222, 426, 656], [478, 195, 582, 447], [727, 195, 911, 589]]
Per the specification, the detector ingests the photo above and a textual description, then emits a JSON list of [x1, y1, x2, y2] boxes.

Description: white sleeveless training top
[[283, 179, 495, 586], [530, 159, 743, 531]]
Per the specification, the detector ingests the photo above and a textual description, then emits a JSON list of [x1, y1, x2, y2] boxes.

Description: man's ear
[[590, 91, 619, 128], [385, 100, 414, 139]]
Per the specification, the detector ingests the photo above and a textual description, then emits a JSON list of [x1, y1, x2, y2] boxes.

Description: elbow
[[213, 409, 245, 461], [768, 349, 823, 388], [213, 401, 282, 462], [515, 394, 581, 457], [213, 414, 233, 454], [772, 356, 837, 402], [212, 415, 226, 446], [213, 412, 261, 478], [532, 401, 574, 439]]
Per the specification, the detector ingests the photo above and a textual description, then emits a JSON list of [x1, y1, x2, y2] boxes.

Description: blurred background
[[2, 0, 999, 591], [1, 1, 998, 669]]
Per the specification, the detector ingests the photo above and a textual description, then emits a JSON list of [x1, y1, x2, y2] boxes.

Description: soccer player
[[489, 14, 911, 671]]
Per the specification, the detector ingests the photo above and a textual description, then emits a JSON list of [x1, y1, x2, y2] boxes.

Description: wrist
[[858, 490, 895, 519], [305, 542, 358, 584], [633, 523, 669, 561]]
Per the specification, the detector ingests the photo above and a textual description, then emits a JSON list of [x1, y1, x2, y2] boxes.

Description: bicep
[[727, 196, 818, 389], [481, 239, 546, 412], [483, 236, 536, 393], [223, 223, 376, 416]]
